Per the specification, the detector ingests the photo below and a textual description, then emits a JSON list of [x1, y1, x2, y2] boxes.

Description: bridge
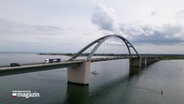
[[0, 34, 160, 85]]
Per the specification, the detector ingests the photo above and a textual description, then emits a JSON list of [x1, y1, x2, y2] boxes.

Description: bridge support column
[[67, 62, 90, 85], [147, 58, 152, 65], [141, 58, 147, 66], [129, 57, 142, 67]]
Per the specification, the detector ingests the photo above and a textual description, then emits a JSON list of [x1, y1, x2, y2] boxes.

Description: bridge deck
[[0, 56, 159, 73], [0, 60, 83, 72], [0, 57, 131, 72]]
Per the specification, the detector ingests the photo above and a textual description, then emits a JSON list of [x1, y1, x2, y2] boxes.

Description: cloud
[[91, 4, 119, 32], [150, 11, 158, 16], [120, 23, 184, 44], [176, 10, 184, 18], [91, 5, 184, 45], [0, 18, 63, 35], [176, 10, 184, 15]]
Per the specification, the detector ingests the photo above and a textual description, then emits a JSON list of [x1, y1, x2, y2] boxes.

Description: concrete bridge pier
[[129, 57, 142, 67], [141, 58, 147, 67], [129, 57, 159, 67], [67, 61, 90, 85], [147, 57, 152, 65], [147, 57, 156, 65]]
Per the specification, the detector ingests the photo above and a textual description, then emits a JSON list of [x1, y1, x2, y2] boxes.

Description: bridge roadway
[[0, 56, 160, 72], [0, 56, 135, 72]]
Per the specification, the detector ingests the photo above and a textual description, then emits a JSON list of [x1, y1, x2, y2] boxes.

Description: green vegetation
[[159, 54, 184, 60]]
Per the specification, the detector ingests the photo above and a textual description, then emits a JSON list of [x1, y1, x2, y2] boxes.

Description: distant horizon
[[0, 51, 183, 55]]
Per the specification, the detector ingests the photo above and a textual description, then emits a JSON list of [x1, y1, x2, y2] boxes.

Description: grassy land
[[159, 54, 184, 60]]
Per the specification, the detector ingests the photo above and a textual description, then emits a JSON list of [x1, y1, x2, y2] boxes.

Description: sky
[[0, 0, 184, 54]]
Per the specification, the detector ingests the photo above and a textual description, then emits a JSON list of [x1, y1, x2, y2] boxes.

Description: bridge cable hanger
[[69, 34, 140, 61]]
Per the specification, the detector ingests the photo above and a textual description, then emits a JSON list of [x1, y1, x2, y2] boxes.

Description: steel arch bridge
[[69, 34, 140, 61]]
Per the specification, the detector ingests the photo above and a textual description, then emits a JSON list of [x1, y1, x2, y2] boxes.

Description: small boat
[[91, 71, 98, 75]]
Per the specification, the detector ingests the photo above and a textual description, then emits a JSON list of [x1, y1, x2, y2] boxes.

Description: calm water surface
[[0, 53, 184, 104]]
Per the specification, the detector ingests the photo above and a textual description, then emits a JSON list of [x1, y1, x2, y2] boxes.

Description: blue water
[[0, 53, 184, 104]]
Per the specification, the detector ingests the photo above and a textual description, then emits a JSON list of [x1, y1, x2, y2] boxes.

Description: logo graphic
[[12, 93, 17, 98], [12, 90, 40, 98]]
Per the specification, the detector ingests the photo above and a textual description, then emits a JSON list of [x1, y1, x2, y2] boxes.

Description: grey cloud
[[131, 32, 183, 45], [176, 10, 184, 18], [91, 5, 184, 45], [176, 10, 184, 15], [0, 18, 63, 35], [150, 11, 158, 16], [120, 24, 184, 44], [91, 4, 118, 32], [91, 6, 184, 45], [120, 24, 145, 36]]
